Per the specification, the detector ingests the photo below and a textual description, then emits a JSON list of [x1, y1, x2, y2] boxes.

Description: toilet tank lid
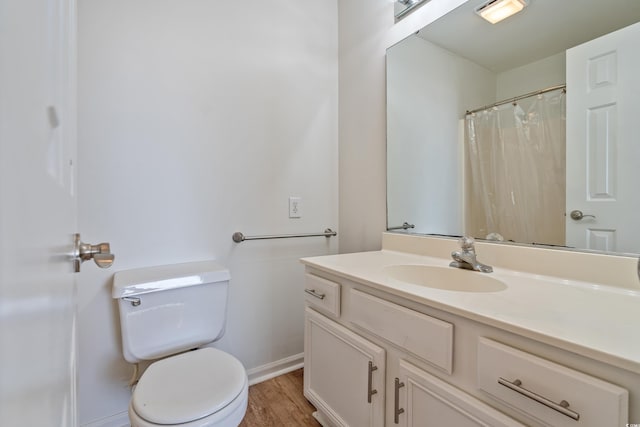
[[112, 260, 230, 299]]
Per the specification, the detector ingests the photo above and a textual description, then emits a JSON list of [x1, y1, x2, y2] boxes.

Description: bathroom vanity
[[301, 233, 639, 427]]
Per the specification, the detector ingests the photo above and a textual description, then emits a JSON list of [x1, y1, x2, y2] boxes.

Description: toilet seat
[[131, 347, 247, 426]]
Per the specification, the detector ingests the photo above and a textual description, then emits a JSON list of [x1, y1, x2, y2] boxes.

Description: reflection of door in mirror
[[566, 22, 640, 254]]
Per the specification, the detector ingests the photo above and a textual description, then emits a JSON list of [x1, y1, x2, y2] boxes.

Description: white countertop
[[301, 249, 640, 374]]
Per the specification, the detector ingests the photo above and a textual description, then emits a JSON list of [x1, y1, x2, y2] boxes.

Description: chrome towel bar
[[232, 228, 337, 243], [387, 222, 415, 231]]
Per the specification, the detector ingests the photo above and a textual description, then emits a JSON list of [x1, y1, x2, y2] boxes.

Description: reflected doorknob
[[73, 233, 115, 272], [569, 210, 596, 221]]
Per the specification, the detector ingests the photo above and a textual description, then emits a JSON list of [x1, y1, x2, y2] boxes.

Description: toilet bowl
[[129, 348, 248, 427], [113, 261, 248, 427]]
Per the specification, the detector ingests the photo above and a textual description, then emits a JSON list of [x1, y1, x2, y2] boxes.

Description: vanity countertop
[[301, 249, 640, 374]]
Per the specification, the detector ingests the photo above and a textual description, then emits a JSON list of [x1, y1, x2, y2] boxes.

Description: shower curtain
[[465, 89, 566, 246]]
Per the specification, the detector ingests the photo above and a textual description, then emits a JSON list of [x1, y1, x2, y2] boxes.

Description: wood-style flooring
[[240, 369, 321, 427]]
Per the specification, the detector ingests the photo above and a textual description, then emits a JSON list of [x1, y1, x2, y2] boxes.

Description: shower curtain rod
[[465, 84, 566, 116]]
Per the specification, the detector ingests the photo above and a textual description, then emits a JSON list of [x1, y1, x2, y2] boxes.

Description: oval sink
[[384, 265, 506, 292]]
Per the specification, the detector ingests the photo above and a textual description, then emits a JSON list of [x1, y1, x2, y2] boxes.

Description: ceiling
[[417, 0, 640, 72]]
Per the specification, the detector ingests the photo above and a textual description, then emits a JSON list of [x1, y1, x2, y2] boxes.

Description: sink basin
[[384, 265, 507, 292]]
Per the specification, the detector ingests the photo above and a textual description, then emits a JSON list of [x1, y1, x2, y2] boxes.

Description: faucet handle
[[459, 236, 475, 250]]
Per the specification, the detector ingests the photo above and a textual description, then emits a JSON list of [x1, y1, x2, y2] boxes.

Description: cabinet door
[[395, 360, 524, 427], [304, 307, 385, 427]]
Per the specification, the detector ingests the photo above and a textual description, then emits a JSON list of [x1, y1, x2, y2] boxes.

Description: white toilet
[[112, 261, 248, 427]]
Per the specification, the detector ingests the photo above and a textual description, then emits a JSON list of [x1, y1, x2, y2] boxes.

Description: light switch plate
[[289, 197, 302, 218]]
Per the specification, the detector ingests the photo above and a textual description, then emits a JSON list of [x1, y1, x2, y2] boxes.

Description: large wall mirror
[[387, 0, 640, 256]]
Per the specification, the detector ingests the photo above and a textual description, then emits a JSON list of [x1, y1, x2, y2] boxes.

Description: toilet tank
[[112, 261, 230, 364]]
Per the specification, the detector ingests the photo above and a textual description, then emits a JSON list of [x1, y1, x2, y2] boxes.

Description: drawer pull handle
[[367, 361, 378, 403], [394, 377, 405, 424], [498, 377, 580, 421], [304, 289, 326, 300]]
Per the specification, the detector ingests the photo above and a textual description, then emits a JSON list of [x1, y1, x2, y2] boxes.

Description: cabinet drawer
[[477, 337, 628, 427], [304, 273, 340, 317], [349, 289, 453, 374]]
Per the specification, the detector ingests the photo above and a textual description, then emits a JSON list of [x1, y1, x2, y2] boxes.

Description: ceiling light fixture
[[476, 0, 529, 24]]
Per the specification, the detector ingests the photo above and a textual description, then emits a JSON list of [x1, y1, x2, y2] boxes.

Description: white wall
[[387, 36, 495, 235], [496, 51, 566, 100], [337, 0, 467, 253], [77, 0, 337, 425]]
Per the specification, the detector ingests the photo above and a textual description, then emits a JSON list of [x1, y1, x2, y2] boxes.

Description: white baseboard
[[82, 411, 129, 427], [313, 410, 337, 427], [246, 352, 304, 386]]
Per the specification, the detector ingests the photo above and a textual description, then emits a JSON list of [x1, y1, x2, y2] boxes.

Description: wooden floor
[[239, 369, 321, 427]]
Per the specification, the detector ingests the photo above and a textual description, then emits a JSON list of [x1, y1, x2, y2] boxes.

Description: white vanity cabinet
[[302, 267, 632, 427], [303, 271, 523, 427]]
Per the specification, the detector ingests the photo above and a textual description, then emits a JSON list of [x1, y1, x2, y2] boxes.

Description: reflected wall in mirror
[[387, 0, 640, 255]]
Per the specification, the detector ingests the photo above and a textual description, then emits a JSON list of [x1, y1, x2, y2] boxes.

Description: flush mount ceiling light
[[475, 0, 529, 24]]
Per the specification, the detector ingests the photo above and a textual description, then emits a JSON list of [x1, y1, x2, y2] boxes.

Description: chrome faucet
[[449, 236, 493, 273]]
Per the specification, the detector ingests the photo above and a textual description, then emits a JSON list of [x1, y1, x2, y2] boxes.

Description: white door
[[0, 0, 78, 425], [566, 22, 640, 253]]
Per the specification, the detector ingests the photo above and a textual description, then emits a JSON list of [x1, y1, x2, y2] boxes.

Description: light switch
[[289, 197, 302, 218]]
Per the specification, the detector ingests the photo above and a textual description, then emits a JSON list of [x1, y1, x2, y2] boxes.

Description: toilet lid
[[132, 347, 247, 424]]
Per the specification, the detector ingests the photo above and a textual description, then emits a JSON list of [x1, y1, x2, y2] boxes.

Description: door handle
[[73, 233, 115, 272], [569, 210, 596, 221]]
